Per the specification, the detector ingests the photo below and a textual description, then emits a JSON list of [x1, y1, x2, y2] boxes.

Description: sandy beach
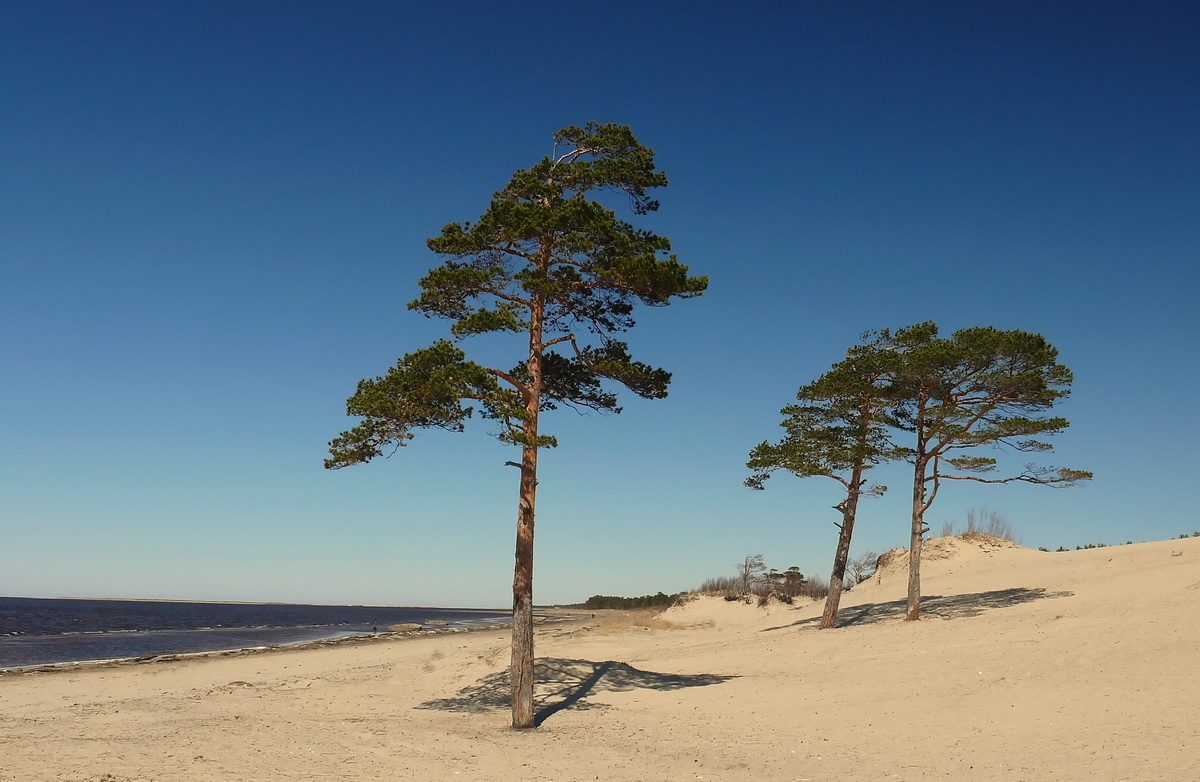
[[3, 534, 1197, 782]]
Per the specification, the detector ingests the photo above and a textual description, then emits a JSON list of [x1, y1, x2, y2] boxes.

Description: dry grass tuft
[[956, 531, 1020, 546]]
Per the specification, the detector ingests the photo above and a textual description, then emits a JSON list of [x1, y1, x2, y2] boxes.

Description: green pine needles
[[326, 122, 705, 465], [748, 322, 1092, 627], [747, 331, 905, 629], [325, 123, 706, 728]]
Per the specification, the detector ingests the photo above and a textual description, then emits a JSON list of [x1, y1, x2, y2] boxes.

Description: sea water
[[0, 596, 510, 670]]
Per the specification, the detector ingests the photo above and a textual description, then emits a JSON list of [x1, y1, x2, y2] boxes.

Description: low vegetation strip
[[582, 593, 681, 610]]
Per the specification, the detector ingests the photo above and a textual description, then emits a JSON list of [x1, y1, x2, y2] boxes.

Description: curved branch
[[488, 367, 528, 396], [937, 468, 1089, 487], [500, 242, 537, 262], [939, 474, 1035, 484], [926, 403, 993, 455], [475, 283, 533, 308], [922, 454, 941, 514], [552, 146, 593, 170]]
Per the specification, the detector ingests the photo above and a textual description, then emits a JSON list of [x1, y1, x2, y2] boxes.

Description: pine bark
[[819, 469, 861, 629], [510, 439, 537, 728], [510, 292, 544, 730], [905, 455, 925, 621]]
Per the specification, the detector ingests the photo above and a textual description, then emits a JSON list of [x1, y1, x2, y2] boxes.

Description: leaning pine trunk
[[905, 457, 925, 621], [820, 467, 863, 629], [511, 293, 545, 730]]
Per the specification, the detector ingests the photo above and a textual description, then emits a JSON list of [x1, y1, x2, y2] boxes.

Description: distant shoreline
[[0, 595, 579, 673], [0, 597, 534, 670], [14, 596, 509, 611], [1, 612, 583, 676]]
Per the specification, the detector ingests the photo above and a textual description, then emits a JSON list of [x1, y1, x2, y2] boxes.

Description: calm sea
[[0, 596, 510, 670]]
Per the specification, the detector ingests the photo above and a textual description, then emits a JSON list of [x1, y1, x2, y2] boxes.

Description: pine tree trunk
[[906, 458, 925, 621], [510, 437, 537, 728], [511, 292, 544, 730], [821, 397, 876, 630], [820, 470, 862, 629]]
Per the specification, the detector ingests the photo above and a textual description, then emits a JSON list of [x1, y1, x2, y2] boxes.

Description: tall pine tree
[[887, 323, 1092, 620], [747, 333, 902, 628], [325, 123, 706, 728]]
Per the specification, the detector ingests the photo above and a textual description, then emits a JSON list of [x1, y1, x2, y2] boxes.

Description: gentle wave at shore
[[0, 596, 510, 669]]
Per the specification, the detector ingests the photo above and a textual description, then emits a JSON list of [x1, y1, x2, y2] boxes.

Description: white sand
[[3, 535, 1198, 781]]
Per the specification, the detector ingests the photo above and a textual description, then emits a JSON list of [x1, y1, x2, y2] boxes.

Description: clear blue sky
[[3, 1, 1197, 607]]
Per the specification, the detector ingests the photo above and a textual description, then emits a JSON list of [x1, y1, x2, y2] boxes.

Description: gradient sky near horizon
[[3, 1, 1198, 607]]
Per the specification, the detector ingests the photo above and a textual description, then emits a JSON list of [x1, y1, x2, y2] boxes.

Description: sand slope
[[2, 535, 1198, 782]]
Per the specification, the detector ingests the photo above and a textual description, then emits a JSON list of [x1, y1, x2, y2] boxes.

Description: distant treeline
[[582, 592, 680, 610]]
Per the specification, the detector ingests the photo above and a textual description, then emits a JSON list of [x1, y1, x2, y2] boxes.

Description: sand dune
[[2, 535, 1198, 781]]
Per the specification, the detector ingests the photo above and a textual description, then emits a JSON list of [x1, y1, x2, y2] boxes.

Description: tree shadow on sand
[[764, 587, 1074, 632], [417, 658, 737, 726]]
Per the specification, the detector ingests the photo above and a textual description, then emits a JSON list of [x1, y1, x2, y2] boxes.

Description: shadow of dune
[[764, 587, 1073, 632], [418, 657, 737, 726]]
